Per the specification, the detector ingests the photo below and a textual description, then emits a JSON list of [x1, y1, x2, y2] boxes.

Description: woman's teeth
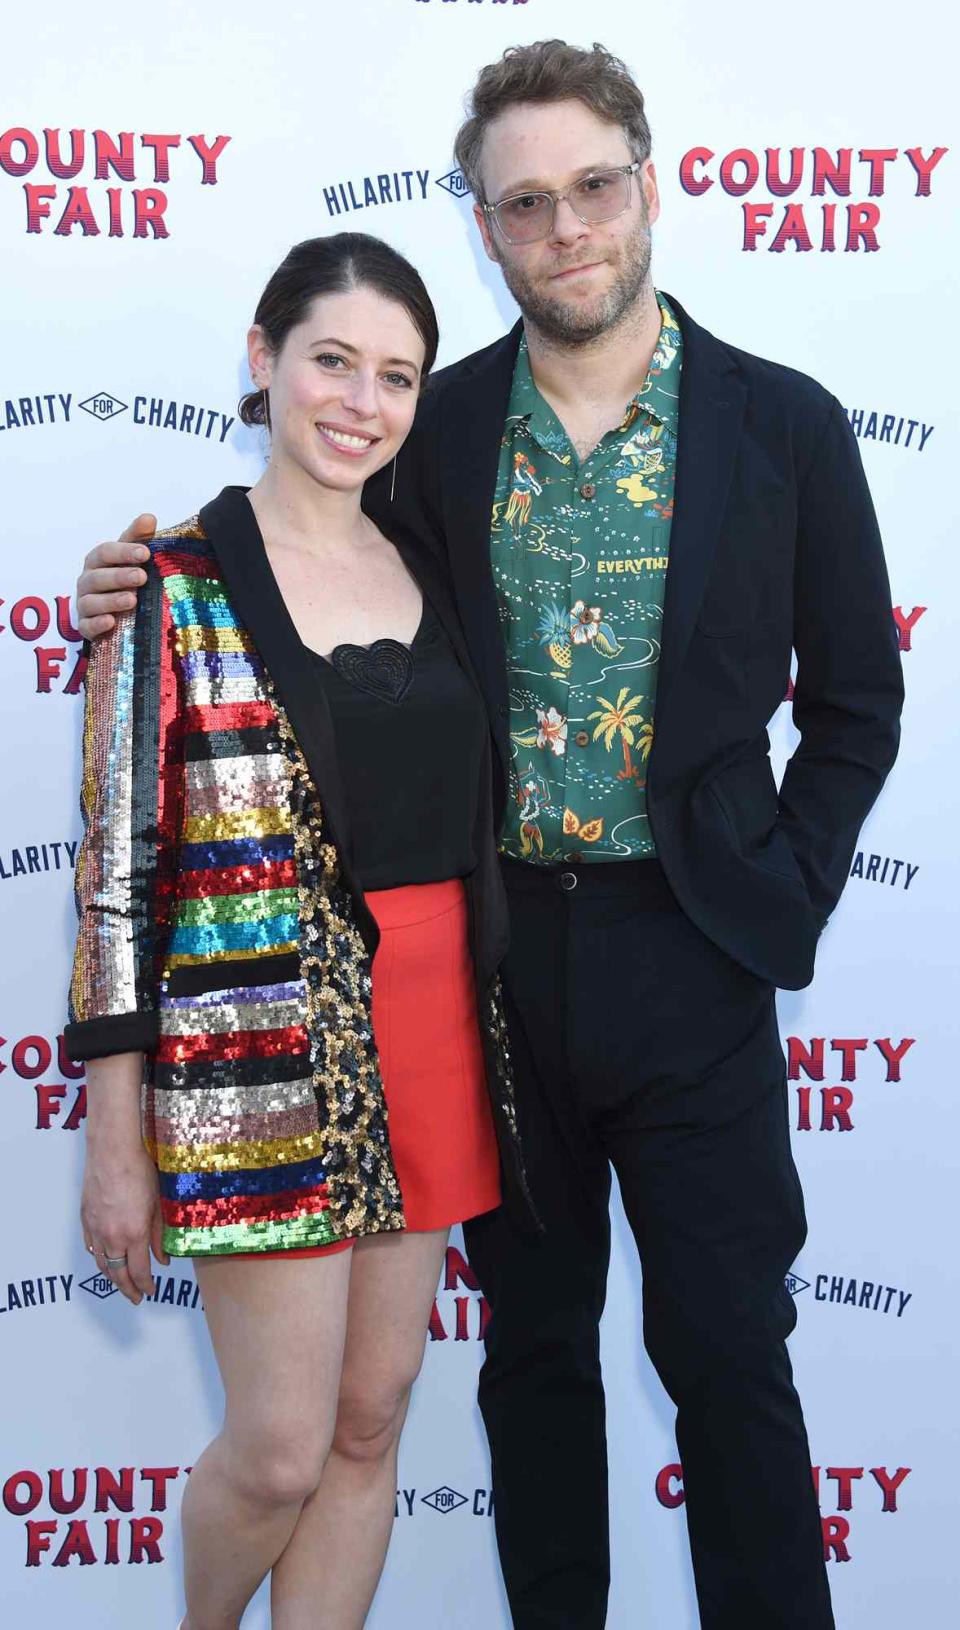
[[320, 426, 375, 449]]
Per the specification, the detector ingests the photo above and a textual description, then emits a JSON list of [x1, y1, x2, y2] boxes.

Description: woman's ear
[[246, 324, 273, 390]]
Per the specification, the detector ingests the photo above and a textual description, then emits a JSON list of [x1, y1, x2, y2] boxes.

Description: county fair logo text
[[679, 145, 948, 251], [787, 1035, 914, 1132], [0, 1031, 85, 1128], [0, 127, 230, 239], [656, 1462, 910, 1560], [3, 1465, 188, 1567]]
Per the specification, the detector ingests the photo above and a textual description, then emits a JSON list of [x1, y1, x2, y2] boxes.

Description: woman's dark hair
[[239, 232, 440, 427]]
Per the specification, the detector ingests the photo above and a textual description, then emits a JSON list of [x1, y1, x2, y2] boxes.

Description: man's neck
[[523, 281, 662, 415]]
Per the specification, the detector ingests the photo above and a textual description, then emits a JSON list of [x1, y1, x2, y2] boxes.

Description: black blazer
[[364, 295, 904, 990], [201, 488, 532, 1227]]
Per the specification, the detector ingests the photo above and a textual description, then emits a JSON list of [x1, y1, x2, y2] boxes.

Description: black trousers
[[464, 858, 834, 1630]]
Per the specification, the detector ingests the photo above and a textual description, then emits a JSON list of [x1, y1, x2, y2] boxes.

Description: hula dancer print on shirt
[[492, 296, 681, 864]]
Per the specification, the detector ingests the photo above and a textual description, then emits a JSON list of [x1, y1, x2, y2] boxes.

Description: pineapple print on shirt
[[491, 297, 681, 864]]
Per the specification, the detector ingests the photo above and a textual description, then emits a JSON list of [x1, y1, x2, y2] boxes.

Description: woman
[[65, 233, 531, 1630]]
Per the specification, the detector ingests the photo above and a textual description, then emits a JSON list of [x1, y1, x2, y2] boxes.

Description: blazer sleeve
[[777, 398, 904, 927], [64, 555, 183, 1061]]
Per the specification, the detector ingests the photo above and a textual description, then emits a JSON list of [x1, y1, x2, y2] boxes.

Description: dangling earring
[[390, 457, 397, 502], [261, 388, 271, 432]]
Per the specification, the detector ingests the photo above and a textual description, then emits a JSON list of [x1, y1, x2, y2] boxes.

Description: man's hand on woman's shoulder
[[76, 513, 157, 639]]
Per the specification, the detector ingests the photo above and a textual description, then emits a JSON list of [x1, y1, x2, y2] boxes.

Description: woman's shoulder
[[146, 515, 218, 580]]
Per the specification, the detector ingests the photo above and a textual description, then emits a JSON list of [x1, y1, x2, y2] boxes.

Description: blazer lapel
[[198, 486, 358, 892], [438, 323, 521, 776], [655, 295, 747, 716]]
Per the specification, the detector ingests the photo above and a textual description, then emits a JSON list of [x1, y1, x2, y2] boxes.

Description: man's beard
[[495, 208, 653, 347]]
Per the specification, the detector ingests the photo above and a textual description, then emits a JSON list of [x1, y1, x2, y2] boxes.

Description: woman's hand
[[81, 1051, 170, 1304], [81, 1141, 167, 1304], [82, 1139, 167, 1304]]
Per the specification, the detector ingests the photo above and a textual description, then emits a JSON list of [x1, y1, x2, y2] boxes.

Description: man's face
[[473, 98, 661, 345]]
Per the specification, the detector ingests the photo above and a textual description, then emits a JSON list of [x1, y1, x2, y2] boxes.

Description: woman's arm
[[82, 1052, 167, 1304], [65, 548, 182, 1059], [65, 544, 182, 1294]]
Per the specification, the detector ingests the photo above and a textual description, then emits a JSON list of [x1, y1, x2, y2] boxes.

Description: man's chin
[[528, 295, 614, 344]]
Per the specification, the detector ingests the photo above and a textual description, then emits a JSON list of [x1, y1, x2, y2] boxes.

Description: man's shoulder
[[723, 337, 836, 417], [676, 297, 837, 422], [421, 324, 520, 408]]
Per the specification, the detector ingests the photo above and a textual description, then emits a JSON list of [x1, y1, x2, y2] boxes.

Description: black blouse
[[307, 601, 487, 892]]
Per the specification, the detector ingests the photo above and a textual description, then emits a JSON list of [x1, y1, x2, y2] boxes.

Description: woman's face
[[248, 285, 426, 493]]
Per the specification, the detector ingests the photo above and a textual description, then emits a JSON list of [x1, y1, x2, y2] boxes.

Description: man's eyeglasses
[[483, 162, 643, 246]]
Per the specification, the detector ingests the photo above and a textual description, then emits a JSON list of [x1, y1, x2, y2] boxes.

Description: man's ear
[[474, 203, 500, 265], [641, 160, 661, 229]]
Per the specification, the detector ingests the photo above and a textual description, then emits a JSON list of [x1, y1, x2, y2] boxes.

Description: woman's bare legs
[[270, 1227, 450, 1630], [181, 1249, 353, 1630]]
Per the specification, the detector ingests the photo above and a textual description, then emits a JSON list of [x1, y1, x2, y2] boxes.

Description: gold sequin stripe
[[272, 685, 405, 1240]]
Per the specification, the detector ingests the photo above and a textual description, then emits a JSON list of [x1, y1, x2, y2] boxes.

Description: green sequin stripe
[[164, 1213, 344, 1256], [175, 888, 299, 926], [164, 572, 231, 605]]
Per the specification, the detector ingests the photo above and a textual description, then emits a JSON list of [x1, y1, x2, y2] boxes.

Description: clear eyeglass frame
[[483, 162, 643, 246]]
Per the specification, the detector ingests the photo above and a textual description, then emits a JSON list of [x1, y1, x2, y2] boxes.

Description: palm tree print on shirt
[[588, 689, 654, 784]]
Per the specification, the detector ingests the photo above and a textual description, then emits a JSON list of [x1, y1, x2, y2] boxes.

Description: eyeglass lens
[[496, 169, 631, 243]]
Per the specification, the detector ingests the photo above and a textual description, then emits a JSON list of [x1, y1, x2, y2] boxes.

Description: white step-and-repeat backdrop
[[1, 2, 955, 1624]]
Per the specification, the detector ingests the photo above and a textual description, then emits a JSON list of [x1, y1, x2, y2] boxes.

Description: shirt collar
[[506, 293, 682, 452]]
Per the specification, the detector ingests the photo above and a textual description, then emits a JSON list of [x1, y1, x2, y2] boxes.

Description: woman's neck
[[248, 454, 372, 558]]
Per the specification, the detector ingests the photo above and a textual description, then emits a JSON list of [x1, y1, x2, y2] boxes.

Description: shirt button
[[558, 871, 578, 892], [579, 482, 597, 500], [574, 730, 590, 747]]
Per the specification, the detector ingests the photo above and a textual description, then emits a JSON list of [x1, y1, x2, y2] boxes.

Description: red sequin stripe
[[163, 1189, 331, 1228], [178, 860, 298, 898], [154, 548, 224, 580], [156, 1026, 309, 1064], [183, 701, 275, 733]]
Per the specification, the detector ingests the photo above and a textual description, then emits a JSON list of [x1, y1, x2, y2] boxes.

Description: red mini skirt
[[244, 878, 501, 1258]]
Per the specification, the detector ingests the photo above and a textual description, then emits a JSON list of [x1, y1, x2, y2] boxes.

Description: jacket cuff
[[62, 1010, 159, 1063]]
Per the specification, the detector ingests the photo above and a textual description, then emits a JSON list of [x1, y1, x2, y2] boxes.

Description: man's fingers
[[78, 592, 138, 623], [82, 536, 152, 572], [80, 566, 148, 593], [78, 613, 117, 640], [119, 513, 157, 544]]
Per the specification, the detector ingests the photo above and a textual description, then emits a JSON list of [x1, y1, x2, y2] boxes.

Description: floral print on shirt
[[491, 297, 682, 863]]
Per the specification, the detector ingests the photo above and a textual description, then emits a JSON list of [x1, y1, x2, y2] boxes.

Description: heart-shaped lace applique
[[328, 638, 414, 704]]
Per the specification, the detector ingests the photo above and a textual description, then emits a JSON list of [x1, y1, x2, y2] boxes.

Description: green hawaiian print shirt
[[492, 296, 681, 864]]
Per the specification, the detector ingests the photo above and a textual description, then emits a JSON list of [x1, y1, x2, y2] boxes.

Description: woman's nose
[[341, 371, 379, 417]]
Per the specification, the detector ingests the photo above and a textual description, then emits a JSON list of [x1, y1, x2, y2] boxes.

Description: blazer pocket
[[706, 757, 808, 891]]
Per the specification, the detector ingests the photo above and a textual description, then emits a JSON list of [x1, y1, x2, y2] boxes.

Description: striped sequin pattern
[[74, 521, 403, 1256]]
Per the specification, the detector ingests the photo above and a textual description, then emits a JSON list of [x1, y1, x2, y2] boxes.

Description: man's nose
[[549, 195, 590, 245]]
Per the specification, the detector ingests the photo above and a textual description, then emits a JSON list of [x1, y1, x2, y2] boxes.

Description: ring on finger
[[104, 1254, 128, 1268]]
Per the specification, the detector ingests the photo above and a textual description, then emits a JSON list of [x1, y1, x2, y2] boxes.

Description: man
[[76, 40, 902, 1629]]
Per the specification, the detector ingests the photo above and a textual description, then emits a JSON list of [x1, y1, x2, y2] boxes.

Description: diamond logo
[[79, 392, 128, 421], [421, 1485, 467, 1515], [785, 1272, 810, 1296], [80, 1272, 119, 1300], [435, 168, 470, 200]]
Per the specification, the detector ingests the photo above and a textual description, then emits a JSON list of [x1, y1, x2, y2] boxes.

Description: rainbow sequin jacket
[[65, 487, 527, 1257]]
